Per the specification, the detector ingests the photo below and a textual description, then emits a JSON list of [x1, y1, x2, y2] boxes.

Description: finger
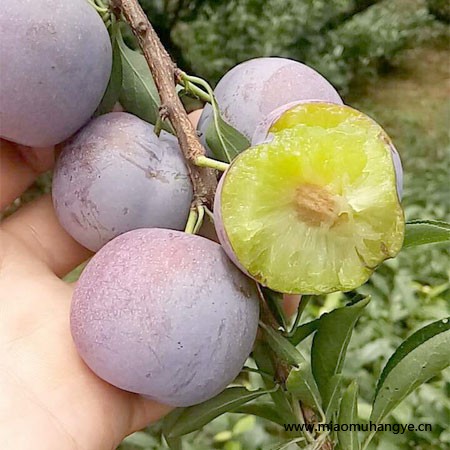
[[127, 397, 172, 439], [283, 294, 301, 317], [1, 194, 92, 277], [0, 139, 54, 210], [188, 108, 203, 128]]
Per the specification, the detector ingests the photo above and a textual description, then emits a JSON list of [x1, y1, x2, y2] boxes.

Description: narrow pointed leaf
[[166, 436, 183, 450], [324, 374, 344, 420], [253, 341, 296, 423], [338, 381, 360, 450], [117, 30, 171, 132], [260, 286, 287, 330], [95, 26, 122, 115], [286, 362, 322, 412], [205, 115, 250, 163], [121, 431, 158, 448], [260, 322, 305, 367], [179, 89, 205, 113], [166, 387, 274, 438], [232, 402, 285, 426], [162, 407, 185, 438], [312, 296, 370, 408], [404, 220, 450, 248], [289, 319, 319, 346], [371, 318, 450, 424]]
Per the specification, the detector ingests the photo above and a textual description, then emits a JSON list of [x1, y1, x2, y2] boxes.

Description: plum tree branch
[[111, 0, 217, 208], [111, 2, 330, 448]]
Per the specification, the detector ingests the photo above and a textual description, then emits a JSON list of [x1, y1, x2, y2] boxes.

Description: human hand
[[0, 140, 171, 450]]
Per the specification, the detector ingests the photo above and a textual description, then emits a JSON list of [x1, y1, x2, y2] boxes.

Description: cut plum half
[[214, 102, 405, 294]]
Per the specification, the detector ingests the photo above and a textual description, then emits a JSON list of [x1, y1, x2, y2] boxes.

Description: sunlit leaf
[[371, 318, 450, 424], [404, 220, 450, 248], [232, 415, 256, 435]]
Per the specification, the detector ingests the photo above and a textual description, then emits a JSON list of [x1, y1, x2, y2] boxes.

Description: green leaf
[[404, 220, 450, 248], [232, 415, 256, 435], [165, 436, 183, 450], [224, 441, 242, 450], [205, 115, 250, 163], [252, 341, 275, 377], [286, 362, 322, 412], [214, 431, 233, 443], [311, 295, 370, 408], [289, 319, 320, 346], [116, 29, 171, 132], [371, 317, 450, 425], [121, 431, 158, 448], [162, 407, 185, 438], [232, 402, 285, 426], [178, 89, 205, 113], [270, 437, 309, 450], [338, 381, 360, 450], [95, 25, 122, 115], [324, 374, 344, 421], [252, 341, 296, 423], [259, 322, 305, 367], [166, 387, 274, 438], [260, 287, 287, 330]]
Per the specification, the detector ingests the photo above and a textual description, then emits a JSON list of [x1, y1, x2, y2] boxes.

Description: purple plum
[[71, 228, 260, 407], [52, 113, 193, 251]]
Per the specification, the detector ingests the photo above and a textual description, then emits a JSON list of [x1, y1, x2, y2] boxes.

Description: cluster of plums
[[1, 0, 405, 407]]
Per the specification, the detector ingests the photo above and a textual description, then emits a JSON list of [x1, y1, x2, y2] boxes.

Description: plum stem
[[241, 366, 275, 381], [180, 78, 212, 103], [111, 0, 217, 209], [204, 206, 215, 223], [88, 0, 115, 28], [154, 115, 163, 137], [184, 208, 198, 234], [195, 156, 229, 172], [88, 0, 108, 13], [181, 72, 235, 163], [192, 205, 205, 234]]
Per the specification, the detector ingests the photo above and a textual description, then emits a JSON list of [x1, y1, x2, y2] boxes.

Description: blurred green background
[[10, 0, 449, 448]]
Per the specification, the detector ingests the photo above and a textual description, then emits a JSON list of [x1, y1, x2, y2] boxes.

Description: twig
[[111, 0, 217, 208], [113, 2, 332, 448]]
